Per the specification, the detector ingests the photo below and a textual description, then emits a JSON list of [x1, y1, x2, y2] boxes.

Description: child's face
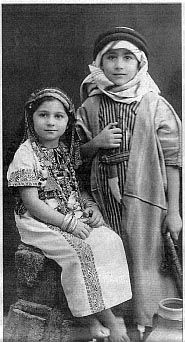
[[33, 99, 69, 148], [101, 48, 139, 86]]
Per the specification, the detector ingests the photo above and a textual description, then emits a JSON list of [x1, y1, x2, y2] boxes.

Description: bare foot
[[94, 309, 130, 342], [89, 317, 110, 339], [108, 327, 130, 342], [108, 318, 130, 342]]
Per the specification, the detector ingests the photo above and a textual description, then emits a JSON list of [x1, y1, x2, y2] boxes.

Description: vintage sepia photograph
[[2, 2, 182, 342]]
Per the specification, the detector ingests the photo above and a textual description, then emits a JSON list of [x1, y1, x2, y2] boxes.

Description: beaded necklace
[[31, 137, 86, 215]]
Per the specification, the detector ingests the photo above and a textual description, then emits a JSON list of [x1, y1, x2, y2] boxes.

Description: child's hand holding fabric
[[83, 207, 105, 228], [94, 122, 122, 149]]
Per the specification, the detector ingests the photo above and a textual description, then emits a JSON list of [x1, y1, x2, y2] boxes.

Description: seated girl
[[7, 87, 132, 342]]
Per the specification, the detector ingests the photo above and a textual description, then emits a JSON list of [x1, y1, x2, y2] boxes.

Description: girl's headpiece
[[93, 27, 148, 60], [25, 87, 75, 116]]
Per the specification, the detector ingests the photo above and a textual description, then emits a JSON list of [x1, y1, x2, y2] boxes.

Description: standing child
[[7, 87, 132, 342], [77, 27, 182, 329]]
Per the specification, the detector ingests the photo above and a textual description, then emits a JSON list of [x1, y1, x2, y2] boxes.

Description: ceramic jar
[[146, 298, 183, 342]]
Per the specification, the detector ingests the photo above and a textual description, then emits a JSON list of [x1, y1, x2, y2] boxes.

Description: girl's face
[[101, 48, 139, 86], [33, 99, 69, 148]]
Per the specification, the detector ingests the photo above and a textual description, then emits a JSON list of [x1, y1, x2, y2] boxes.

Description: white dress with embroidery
[[7, 139, 132, 317]]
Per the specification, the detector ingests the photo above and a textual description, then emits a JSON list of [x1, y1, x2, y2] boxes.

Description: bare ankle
[[95, 310, 130, 342], [88, 316, 110, 339]]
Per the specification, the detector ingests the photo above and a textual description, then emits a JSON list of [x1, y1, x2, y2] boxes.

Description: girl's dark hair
[[6, 96, 75, 166]]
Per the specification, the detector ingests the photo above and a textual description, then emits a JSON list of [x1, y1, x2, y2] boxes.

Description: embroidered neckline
[[31, 137, 85, 215]]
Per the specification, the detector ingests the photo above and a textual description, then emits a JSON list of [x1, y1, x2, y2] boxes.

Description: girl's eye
[[124, 55, 133, 60], [39, 113, 47, 117], [55, 114, 63, 119], [107, 55, 116, 60]]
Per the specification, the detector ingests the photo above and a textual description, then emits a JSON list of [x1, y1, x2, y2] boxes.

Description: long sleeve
[[155, 97, 181, 167]]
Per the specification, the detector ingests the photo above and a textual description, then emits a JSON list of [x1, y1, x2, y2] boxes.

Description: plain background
[[3, 3, 182, 314]]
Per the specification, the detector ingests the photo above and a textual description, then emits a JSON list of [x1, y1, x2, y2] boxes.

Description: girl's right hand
[[72, 220, 93, 240], [95, 122, 122, 149]]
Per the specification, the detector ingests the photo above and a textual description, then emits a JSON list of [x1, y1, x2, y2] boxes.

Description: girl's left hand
[[162, 212, 182, 241], [83, 207, 105, 228]]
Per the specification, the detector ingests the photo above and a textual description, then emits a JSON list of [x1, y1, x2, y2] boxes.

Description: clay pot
[[146, 298, 182, 342]]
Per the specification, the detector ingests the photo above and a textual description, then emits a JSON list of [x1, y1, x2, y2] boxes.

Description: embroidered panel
[[47, 224, 105, 313], [63, 233, 105, 313], [8, 169, 39, 187]]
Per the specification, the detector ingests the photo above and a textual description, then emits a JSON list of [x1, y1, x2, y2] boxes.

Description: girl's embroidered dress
[[7, 136, 132, 317]]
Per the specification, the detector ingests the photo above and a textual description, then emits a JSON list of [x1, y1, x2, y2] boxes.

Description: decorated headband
[[25, 87, 75, 116]]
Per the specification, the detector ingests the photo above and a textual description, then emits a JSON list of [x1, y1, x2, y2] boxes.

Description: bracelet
[[66, 216, 78, 233], [62, 213, 72, 231], [62, 213, 78, 233]]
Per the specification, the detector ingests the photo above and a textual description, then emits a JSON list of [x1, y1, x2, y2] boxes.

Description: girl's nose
[[115, 57, 124, 69], [47, 117, 55, 126]]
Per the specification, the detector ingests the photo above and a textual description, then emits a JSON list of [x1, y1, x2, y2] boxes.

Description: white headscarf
[[80, 40, 160, 104]]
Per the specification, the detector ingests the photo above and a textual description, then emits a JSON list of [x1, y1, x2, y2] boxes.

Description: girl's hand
[[95, 122, 122, 149], [72, 220, 92, 240], [84, 207, 105, 228], [162, 212, 182, 241]]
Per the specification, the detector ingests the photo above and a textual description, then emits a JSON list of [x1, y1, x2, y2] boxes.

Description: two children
[[7, 87, 132, 342], [77, 27, 182, 328], [7, 25, 182, 338]]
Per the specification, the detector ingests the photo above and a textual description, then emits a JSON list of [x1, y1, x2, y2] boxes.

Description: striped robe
[[77, 92, 181, 326], [98, 95, 139, 236]]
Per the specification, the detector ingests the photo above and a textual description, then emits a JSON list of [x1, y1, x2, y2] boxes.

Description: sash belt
[[100, 152, 129, 165]]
